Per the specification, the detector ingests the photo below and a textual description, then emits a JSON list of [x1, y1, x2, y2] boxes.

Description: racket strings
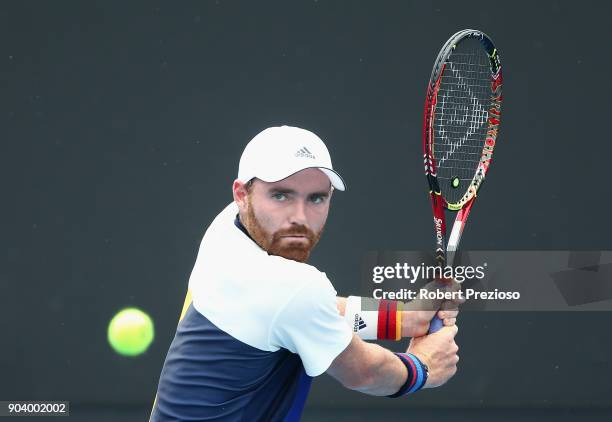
[[433, 38, 492, 204]]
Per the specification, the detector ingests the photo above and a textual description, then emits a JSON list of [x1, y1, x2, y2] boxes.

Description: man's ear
[[232, 180, 249, 213]]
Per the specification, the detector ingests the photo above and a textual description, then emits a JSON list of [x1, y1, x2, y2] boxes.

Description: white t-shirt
[[188, 202, 352, 376]]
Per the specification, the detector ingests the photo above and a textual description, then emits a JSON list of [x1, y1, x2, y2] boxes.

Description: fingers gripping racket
[[423, 29, 503, 333]]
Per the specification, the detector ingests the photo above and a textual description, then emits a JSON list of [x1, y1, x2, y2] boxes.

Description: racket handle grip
[[428, 315, 443, 333]]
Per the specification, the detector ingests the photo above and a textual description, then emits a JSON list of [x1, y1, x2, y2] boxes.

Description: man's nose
[[289, 200, 307, 226]]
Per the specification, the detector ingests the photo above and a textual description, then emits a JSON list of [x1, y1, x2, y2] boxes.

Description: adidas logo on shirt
[[295, 147, 315, 159]]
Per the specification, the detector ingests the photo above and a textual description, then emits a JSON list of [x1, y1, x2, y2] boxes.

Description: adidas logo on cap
[[295, 147, 315, 160]]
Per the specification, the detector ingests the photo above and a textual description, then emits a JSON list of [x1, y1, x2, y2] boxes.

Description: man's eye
[[310, 195, 325, 204], [272, 193, 287, 201]]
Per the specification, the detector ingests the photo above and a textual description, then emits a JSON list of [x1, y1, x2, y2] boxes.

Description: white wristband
[[344, 296, 378, 340]]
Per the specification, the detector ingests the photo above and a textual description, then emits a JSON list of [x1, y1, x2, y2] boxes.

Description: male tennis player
[[150, 126, 460, 421]]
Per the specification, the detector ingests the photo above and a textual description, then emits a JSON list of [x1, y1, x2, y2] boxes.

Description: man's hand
[[401, 278, 464, 337], [401, 308, 459, 337], [408, 325, 459, 388]]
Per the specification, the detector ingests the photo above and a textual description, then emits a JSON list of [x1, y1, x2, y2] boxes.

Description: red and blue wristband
[[387, 353, 428, 398]]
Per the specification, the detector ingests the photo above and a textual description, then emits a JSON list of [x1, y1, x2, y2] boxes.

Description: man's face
[[234, 168, 332, 263]]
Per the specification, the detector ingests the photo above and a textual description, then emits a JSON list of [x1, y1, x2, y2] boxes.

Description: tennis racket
[[422, 29, 503, 333]]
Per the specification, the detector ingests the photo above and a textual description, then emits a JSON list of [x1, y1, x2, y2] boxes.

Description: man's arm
[[336, 296, 347, 316], [326, 325, 459, 395], [326, 334, 406, 396]]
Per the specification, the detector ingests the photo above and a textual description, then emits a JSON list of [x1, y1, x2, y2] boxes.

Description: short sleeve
[[269, 280, 353, 376]]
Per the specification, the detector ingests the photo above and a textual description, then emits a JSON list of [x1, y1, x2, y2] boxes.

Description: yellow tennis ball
[[107, 307, 154, 357]]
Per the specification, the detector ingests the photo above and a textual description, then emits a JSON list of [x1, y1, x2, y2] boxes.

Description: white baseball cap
[[237, 125, 346, 191]]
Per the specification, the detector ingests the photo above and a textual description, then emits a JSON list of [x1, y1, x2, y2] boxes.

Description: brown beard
[[242, 198, 323, 263]]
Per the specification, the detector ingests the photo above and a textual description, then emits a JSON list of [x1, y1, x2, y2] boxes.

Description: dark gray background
[[1, 0, 610, 420]]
